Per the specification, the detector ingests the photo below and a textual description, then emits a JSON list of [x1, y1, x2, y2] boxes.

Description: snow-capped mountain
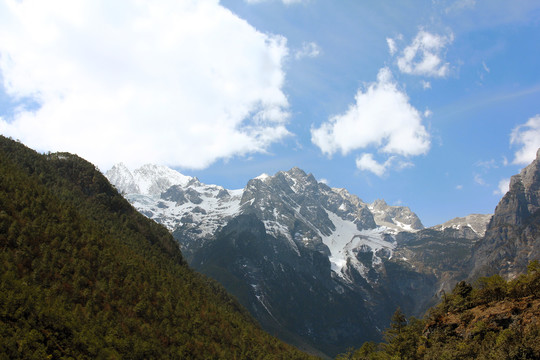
[[369, 199, 424, 232], [107, 162, 192, 196], [106, 164, 244, 256], [104, 163, 487, 356], [106, 164, 416, 281], [431, 213, 492, 237]]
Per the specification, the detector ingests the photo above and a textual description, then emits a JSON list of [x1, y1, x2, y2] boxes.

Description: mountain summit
[[106, 165, 420, 277], [107, 163, 192, 196]]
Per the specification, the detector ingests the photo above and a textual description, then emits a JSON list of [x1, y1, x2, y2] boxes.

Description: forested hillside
[[0, 136, 316, 359], [338, 262, 540, 359]]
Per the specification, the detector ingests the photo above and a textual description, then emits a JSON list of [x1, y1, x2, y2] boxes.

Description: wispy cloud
[[475, 159, 498, 169], [445, 0, 476, 14], [0, 0, 291, 170], [245, 0, 306, 4], [295, 41, 321, 59], [474, 173, 487, 186], [386, 37, 397, 56]]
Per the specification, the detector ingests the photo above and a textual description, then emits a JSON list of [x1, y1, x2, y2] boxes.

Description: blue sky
[[1, 0, 540, 226]]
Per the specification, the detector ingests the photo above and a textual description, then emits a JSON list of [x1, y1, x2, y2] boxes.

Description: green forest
[[0, 136, 316, 359], [337, 262, 540, 359]]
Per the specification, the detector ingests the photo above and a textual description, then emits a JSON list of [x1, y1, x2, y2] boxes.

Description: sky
[[1, 0, 540, 226]]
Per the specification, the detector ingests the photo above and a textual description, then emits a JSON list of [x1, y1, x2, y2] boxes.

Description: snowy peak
[[431, 213, 492, 237], [331, 188, 365, 208], [107, 164, 426, 282], [369, 199, 424, 232], [106, 163, 192, 196], [133, 164, 192, 196], [106, 163, 140, 194]]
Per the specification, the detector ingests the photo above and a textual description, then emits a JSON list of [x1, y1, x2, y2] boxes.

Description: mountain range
[[106, 160, 502, 356], [2, 133, 538, 358]]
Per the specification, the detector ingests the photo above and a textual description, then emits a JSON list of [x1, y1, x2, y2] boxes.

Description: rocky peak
[[369, 199, 424, 232], [471, 148, 540, 279], [332, 188, 364, 208], [371, 199, 388, 210], [490, 149, 540, 228], [285, 166, 308, 180], [431, 214, 492, 237]]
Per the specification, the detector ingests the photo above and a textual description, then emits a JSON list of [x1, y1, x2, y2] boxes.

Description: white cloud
[[355, 153, 413, 177], [475, 159, 498, 169], [311, 67, 430, 165], [456, 184, 463, 190], [494, 178, 510, 196], [0, 0, 290, 170], [295, 41, 321, 59], [510, 115, 540, 165], [356, 153, 394, 177], [482, 61, 490, 73], [397, 30, 453, 78], [386, 37, 397, 56], [474, 173, 486, 186]]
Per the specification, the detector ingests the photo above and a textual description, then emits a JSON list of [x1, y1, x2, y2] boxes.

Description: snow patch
[[320, 210, 395, 281], [256, 173, 270, 181]]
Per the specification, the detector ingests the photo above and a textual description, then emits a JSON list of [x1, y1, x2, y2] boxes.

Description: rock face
[[369, 199, 424, 232], [431, 214, 492, 238], [471, 149, 540, 280], [105, 164, 490, 356]]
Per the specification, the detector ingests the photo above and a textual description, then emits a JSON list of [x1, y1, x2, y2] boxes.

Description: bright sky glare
[[1, 0, 540, 226]]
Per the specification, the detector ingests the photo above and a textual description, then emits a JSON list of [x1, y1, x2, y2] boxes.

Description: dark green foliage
[[338, 264, 540, 359], [0, 136, 316, 359]]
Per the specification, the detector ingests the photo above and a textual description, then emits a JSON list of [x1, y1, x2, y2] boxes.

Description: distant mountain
[[0, 136, 315, 359], [368, 199, 424, 232], [471, 149, 540, 279], [106, 163, 489, 356], [431, 213, 492, 237]]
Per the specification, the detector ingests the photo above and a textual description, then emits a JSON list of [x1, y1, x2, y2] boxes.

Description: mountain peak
[[431, 213, 492, 237], [369, 198, 423, 232], [106, 163, 192, 196], [106, 162, 140, 194], [281, 167, 309, 181]]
